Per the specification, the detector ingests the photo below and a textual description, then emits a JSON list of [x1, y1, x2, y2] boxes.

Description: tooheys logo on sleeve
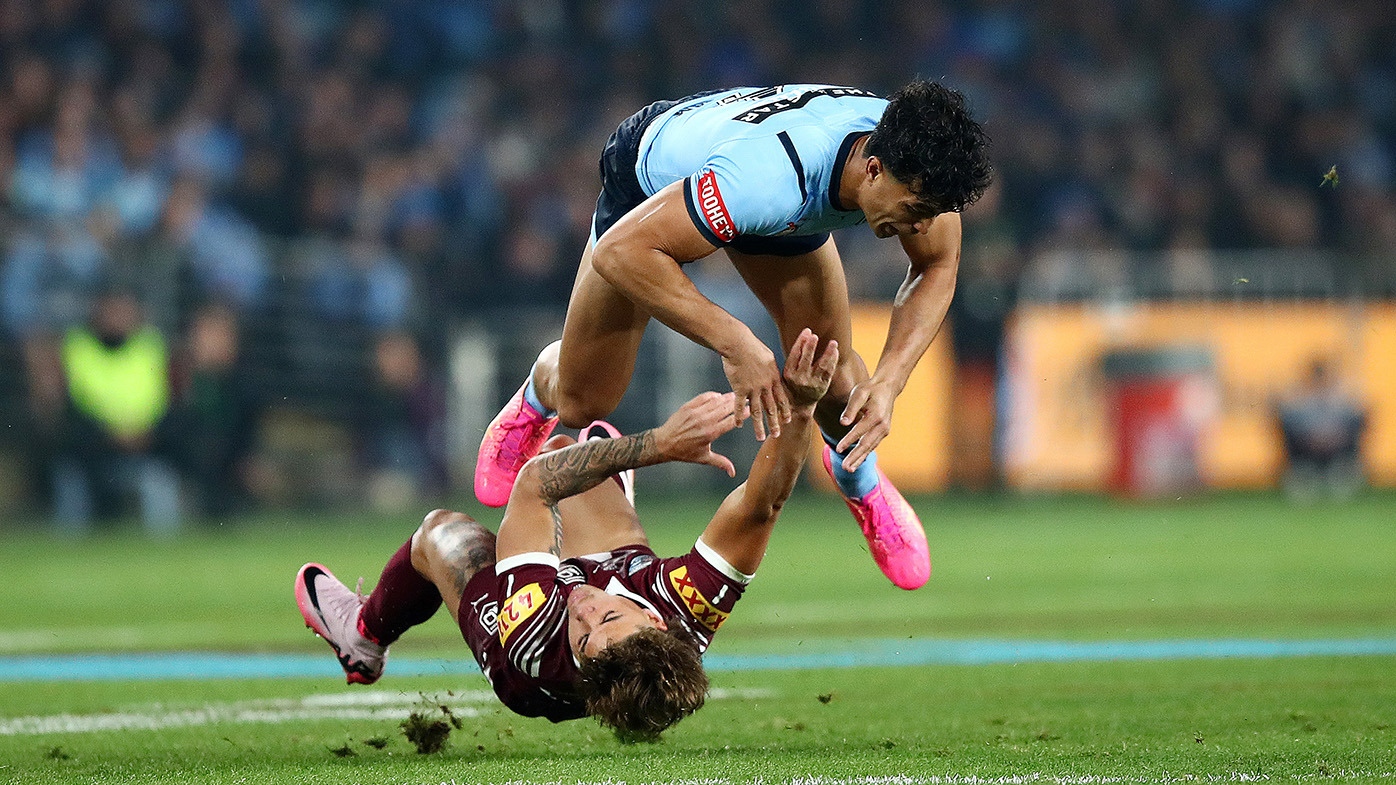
[[498, 583, 545, 644], [695, 170, 736, 242], [668, 566, 729, 631]]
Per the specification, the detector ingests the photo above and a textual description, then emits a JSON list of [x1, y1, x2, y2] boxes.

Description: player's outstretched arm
[[837, 212, 961, 470], [495, 391, 740, 560], [699, 329, 838, 576], [595, 181, 792, 441]]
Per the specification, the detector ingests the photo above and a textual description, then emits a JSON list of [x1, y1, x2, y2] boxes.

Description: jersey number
[[732, 87, 880, 124]]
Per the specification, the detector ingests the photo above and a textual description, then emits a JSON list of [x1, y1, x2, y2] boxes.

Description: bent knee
[[412, 509, 489, 569], [552, 392, 619, 429]]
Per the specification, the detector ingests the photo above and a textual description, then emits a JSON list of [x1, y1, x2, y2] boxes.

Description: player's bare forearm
[[735, 403, 817, 518], [700, 331, 836, 575], [876, 215, 961, 389], [533, 430, 664, 505], [592, 241, 753, 356], [596, 181, 792, 437]]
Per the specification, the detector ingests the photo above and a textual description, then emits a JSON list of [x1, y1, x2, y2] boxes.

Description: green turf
[[2, 491, 1394, 783]]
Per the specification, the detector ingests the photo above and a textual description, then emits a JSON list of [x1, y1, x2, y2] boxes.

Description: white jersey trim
[[495, 552, 560, 574], [695, 537, 755, 585]]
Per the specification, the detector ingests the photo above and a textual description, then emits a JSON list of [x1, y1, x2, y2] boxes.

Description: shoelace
[[856, 493, 911, 551], [320, 576, 368, 634]]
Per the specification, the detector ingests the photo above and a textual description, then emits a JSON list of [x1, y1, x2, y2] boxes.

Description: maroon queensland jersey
[[457, 539, 751, 722]]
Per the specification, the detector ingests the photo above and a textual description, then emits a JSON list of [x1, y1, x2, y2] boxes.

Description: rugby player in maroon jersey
[[297, 329, 837, 740]]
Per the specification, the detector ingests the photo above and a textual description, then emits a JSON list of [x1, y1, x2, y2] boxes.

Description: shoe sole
[[294, 563, 379, 685]]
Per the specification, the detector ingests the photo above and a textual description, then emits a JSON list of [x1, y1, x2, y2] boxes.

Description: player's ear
[[866, 155, 883, 180], [644, 608, 667, 629]]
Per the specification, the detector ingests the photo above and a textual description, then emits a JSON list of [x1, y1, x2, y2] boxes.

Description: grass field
[[2, 490, 1394, 784]]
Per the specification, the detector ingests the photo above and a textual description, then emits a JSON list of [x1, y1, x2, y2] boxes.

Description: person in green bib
[[52, 288, 181, 534]]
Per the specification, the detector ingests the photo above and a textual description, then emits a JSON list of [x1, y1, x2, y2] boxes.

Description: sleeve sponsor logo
[[498, 583, 545, 644], [668, 565, 729, 631], [695, 170, 737, 242]]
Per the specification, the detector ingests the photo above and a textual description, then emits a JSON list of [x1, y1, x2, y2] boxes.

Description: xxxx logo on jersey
[[668, 566, 728, 631], [498, 583, 545, 644]]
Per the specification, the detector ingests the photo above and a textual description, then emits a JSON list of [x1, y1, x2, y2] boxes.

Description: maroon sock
[[358, 539, 442, 646]]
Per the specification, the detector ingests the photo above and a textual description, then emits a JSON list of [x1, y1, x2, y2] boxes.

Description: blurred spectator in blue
[[170, 302, 259, 519], [1276, 358, 1368, 502], [52, 287, 180, 535], [358, 330, 447, 512], [304, 223, 414, 329], [158, 177, 270, 311]]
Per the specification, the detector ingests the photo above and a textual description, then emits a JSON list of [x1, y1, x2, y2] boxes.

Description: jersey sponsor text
[[499, 583, 545, 644], [669, 565, 729, 631], [696, 170, 736, 241]]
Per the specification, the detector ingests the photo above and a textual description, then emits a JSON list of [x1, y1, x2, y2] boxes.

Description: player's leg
[[533, 432, 649, 559], [408, 508, 498, 622], [726, 238, 930, 590], [474, 238, 651, 507], [294, 509, 493, 684], [537, 239, 652, 427]]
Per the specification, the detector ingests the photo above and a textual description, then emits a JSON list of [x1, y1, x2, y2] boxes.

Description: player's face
[[566, 584, 666, 660], [861, 160, 941, 239]]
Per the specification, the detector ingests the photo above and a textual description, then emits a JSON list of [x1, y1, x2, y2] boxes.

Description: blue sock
[[822, 431, 879, 499], [523, 373, 556, 418]]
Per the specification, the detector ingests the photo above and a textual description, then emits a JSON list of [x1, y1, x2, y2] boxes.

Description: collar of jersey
[[828, 131, 870, 212]]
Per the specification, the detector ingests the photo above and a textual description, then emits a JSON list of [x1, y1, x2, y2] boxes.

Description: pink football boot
[[475, 379, 560, 507], [822, 446, 930, 590]]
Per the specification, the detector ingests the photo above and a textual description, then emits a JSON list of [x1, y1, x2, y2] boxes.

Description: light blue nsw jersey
[[634, 85, 888, 245]]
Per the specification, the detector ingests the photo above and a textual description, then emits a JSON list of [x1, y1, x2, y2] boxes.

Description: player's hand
[[782, 329, 839, 410], [656, 391, 741, 477], [720, 335, 792, 442], [835, 378, 898, 471]]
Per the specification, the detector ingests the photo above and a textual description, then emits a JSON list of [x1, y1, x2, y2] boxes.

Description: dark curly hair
[[865, 80, 993, 213], [576, 623, 708, 743]]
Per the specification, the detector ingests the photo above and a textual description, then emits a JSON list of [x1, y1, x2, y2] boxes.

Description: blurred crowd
[[1, 0, 1392, 524]]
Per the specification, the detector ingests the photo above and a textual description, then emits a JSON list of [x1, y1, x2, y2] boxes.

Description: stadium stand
[[1, 0, 1392, 516]]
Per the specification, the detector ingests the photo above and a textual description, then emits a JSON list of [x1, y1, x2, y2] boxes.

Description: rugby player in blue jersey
[[476, 81, 991, 590]]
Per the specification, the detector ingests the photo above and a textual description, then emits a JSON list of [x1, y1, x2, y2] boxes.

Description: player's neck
[[838, 134, 871, 212]]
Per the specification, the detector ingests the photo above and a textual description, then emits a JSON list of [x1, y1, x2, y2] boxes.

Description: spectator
[[1276, 358, 1368, 502], [158, 177, 270, 312], [51, 287, 181, 535], [170, 302, 259, 519], [357, 330, 447, 513]]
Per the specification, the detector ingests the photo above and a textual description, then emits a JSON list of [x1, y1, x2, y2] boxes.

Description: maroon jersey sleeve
[[629, 538, 753, 650], [493, 552, 571, 680]]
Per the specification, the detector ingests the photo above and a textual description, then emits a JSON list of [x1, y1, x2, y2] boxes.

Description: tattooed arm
[[495, 391, 741, 560]]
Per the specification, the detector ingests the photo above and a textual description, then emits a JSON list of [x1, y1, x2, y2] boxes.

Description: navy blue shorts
[[593, 94, 831, 258]]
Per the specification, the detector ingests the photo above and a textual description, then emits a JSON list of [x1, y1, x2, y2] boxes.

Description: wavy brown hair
[[576, 623, 708, 742]]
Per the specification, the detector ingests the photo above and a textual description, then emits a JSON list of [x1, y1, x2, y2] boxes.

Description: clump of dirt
[[400, 698, 465, 754]]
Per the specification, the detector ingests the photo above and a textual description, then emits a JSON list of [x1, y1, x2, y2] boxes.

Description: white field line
[[0, 687, 771, 736]]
